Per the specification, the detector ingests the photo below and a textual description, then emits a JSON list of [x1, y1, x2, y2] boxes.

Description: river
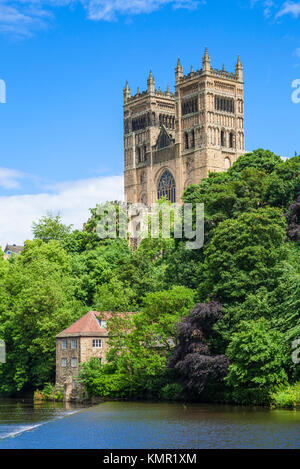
[[0, 398, 299, 449]]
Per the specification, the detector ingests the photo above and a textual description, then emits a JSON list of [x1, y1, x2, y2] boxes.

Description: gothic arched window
[[184, 132, 189, 150], [224, 157, 231, 169], [157, 170, 176, 203], [137, 147, 141, 163], [221, 131, 225, 147]]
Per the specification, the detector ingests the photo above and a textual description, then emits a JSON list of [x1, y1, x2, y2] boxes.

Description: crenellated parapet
[[176, 49, 243, 85]]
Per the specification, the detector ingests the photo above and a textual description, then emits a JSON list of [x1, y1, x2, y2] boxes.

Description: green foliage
[[182, 149, 283, 240], [0, 240, 84, 394], [264, 155, 300, 209], [225, 319, 289, 405], [61, 230, 101, 254], [32, 213, 73, 243], [160, 383, 183, 401], [35, 383, 63, 401], [93, 277, 137, 312], [227, 149, 281, 176], [271, 382, 300, 409], [79, 359, 133, 398], [197, 208, 288, 303], [70, 239, 131, 305]]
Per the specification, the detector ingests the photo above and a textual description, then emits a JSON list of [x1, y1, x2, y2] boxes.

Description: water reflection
[[0, 397, 84, 440]]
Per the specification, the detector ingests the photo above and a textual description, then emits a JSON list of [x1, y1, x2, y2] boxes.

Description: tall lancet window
[[157, 170, 176, 203]]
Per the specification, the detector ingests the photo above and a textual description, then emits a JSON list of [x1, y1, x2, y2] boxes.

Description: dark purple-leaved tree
[[169, 301, 229, 397], [286, 193, 300, 242]]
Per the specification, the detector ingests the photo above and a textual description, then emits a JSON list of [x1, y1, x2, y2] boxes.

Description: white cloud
[[295, 47, 300, 57], [0, 174, 123, 250], [0, 167, 26, 189], [263, 0, 274, 17], [0, 0, 200, 36], [276, 1, 300, 18], [84, 0, 199, 21]]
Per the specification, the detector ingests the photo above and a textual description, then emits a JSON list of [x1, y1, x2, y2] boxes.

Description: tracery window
[[215, 96, 235, 113], [132, 115, 147, 131], [182, 97, 198, 116], [157, 170, 176, 203]]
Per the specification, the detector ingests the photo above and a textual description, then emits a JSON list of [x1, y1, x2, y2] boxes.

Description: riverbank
[[0, 399, 299, 449]]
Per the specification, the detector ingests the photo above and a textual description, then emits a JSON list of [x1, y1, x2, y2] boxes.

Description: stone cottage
[[55, 310, 132, 401]]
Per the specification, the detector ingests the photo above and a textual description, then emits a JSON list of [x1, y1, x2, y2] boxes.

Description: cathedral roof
[[155, 125, 175, 149]]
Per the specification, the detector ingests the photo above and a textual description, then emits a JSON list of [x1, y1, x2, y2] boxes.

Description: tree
[[197, 208, 288, 303], [169, 301, 229, 399], [32, 213, 73, 243], [0, 240, 84, 394], [264, 155, 300, 210], [70, 239, 131, 305], [183, 167, 268, 243], [93, 277, 137, 312], [227, 149, 281, 176], [225, 319, 289, 404], [61, 229, 102, 254]]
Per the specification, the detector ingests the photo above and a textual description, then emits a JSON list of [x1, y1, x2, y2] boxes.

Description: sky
[[0, 0, 299, 248]]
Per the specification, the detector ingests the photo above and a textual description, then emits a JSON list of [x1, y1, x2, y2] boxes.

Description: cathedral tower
[[124, 50, 244, 205]]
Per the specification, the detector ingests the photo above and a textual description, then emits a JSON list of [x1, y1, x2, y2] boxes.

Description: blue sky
[[0, 0, 299, 247]]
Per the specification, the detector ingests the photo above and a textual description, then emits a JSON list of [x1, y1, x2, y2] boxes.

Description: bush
[[34, 383, 63, 401], [160, 383, 183, 401], [79, 359, 134, 399], [225, 319, 289, 405], [271, 383, 300, 409]]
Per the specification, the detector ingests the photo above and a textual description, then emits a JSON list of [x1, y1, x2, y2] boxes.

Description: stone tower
[[123, 50, 245, 205]]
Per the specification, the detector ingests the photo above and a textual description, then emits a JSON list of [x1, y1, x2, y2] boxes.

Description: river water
[[0, 398, 299, 449]]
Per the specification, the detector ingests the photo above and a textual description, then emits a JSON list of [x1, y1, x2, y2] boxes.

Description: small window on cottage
[[61, 358, 67, 367], [61, 339, 67, 350], [71, 358, 77, 367], [71, 339, 77, 349], [93, 339, 102, 348]]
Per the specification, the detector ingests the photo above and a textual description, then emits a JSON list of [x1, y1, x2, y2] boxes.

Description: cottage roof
[[4, 244, 24, 254], [56, 311, 134, 338]]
